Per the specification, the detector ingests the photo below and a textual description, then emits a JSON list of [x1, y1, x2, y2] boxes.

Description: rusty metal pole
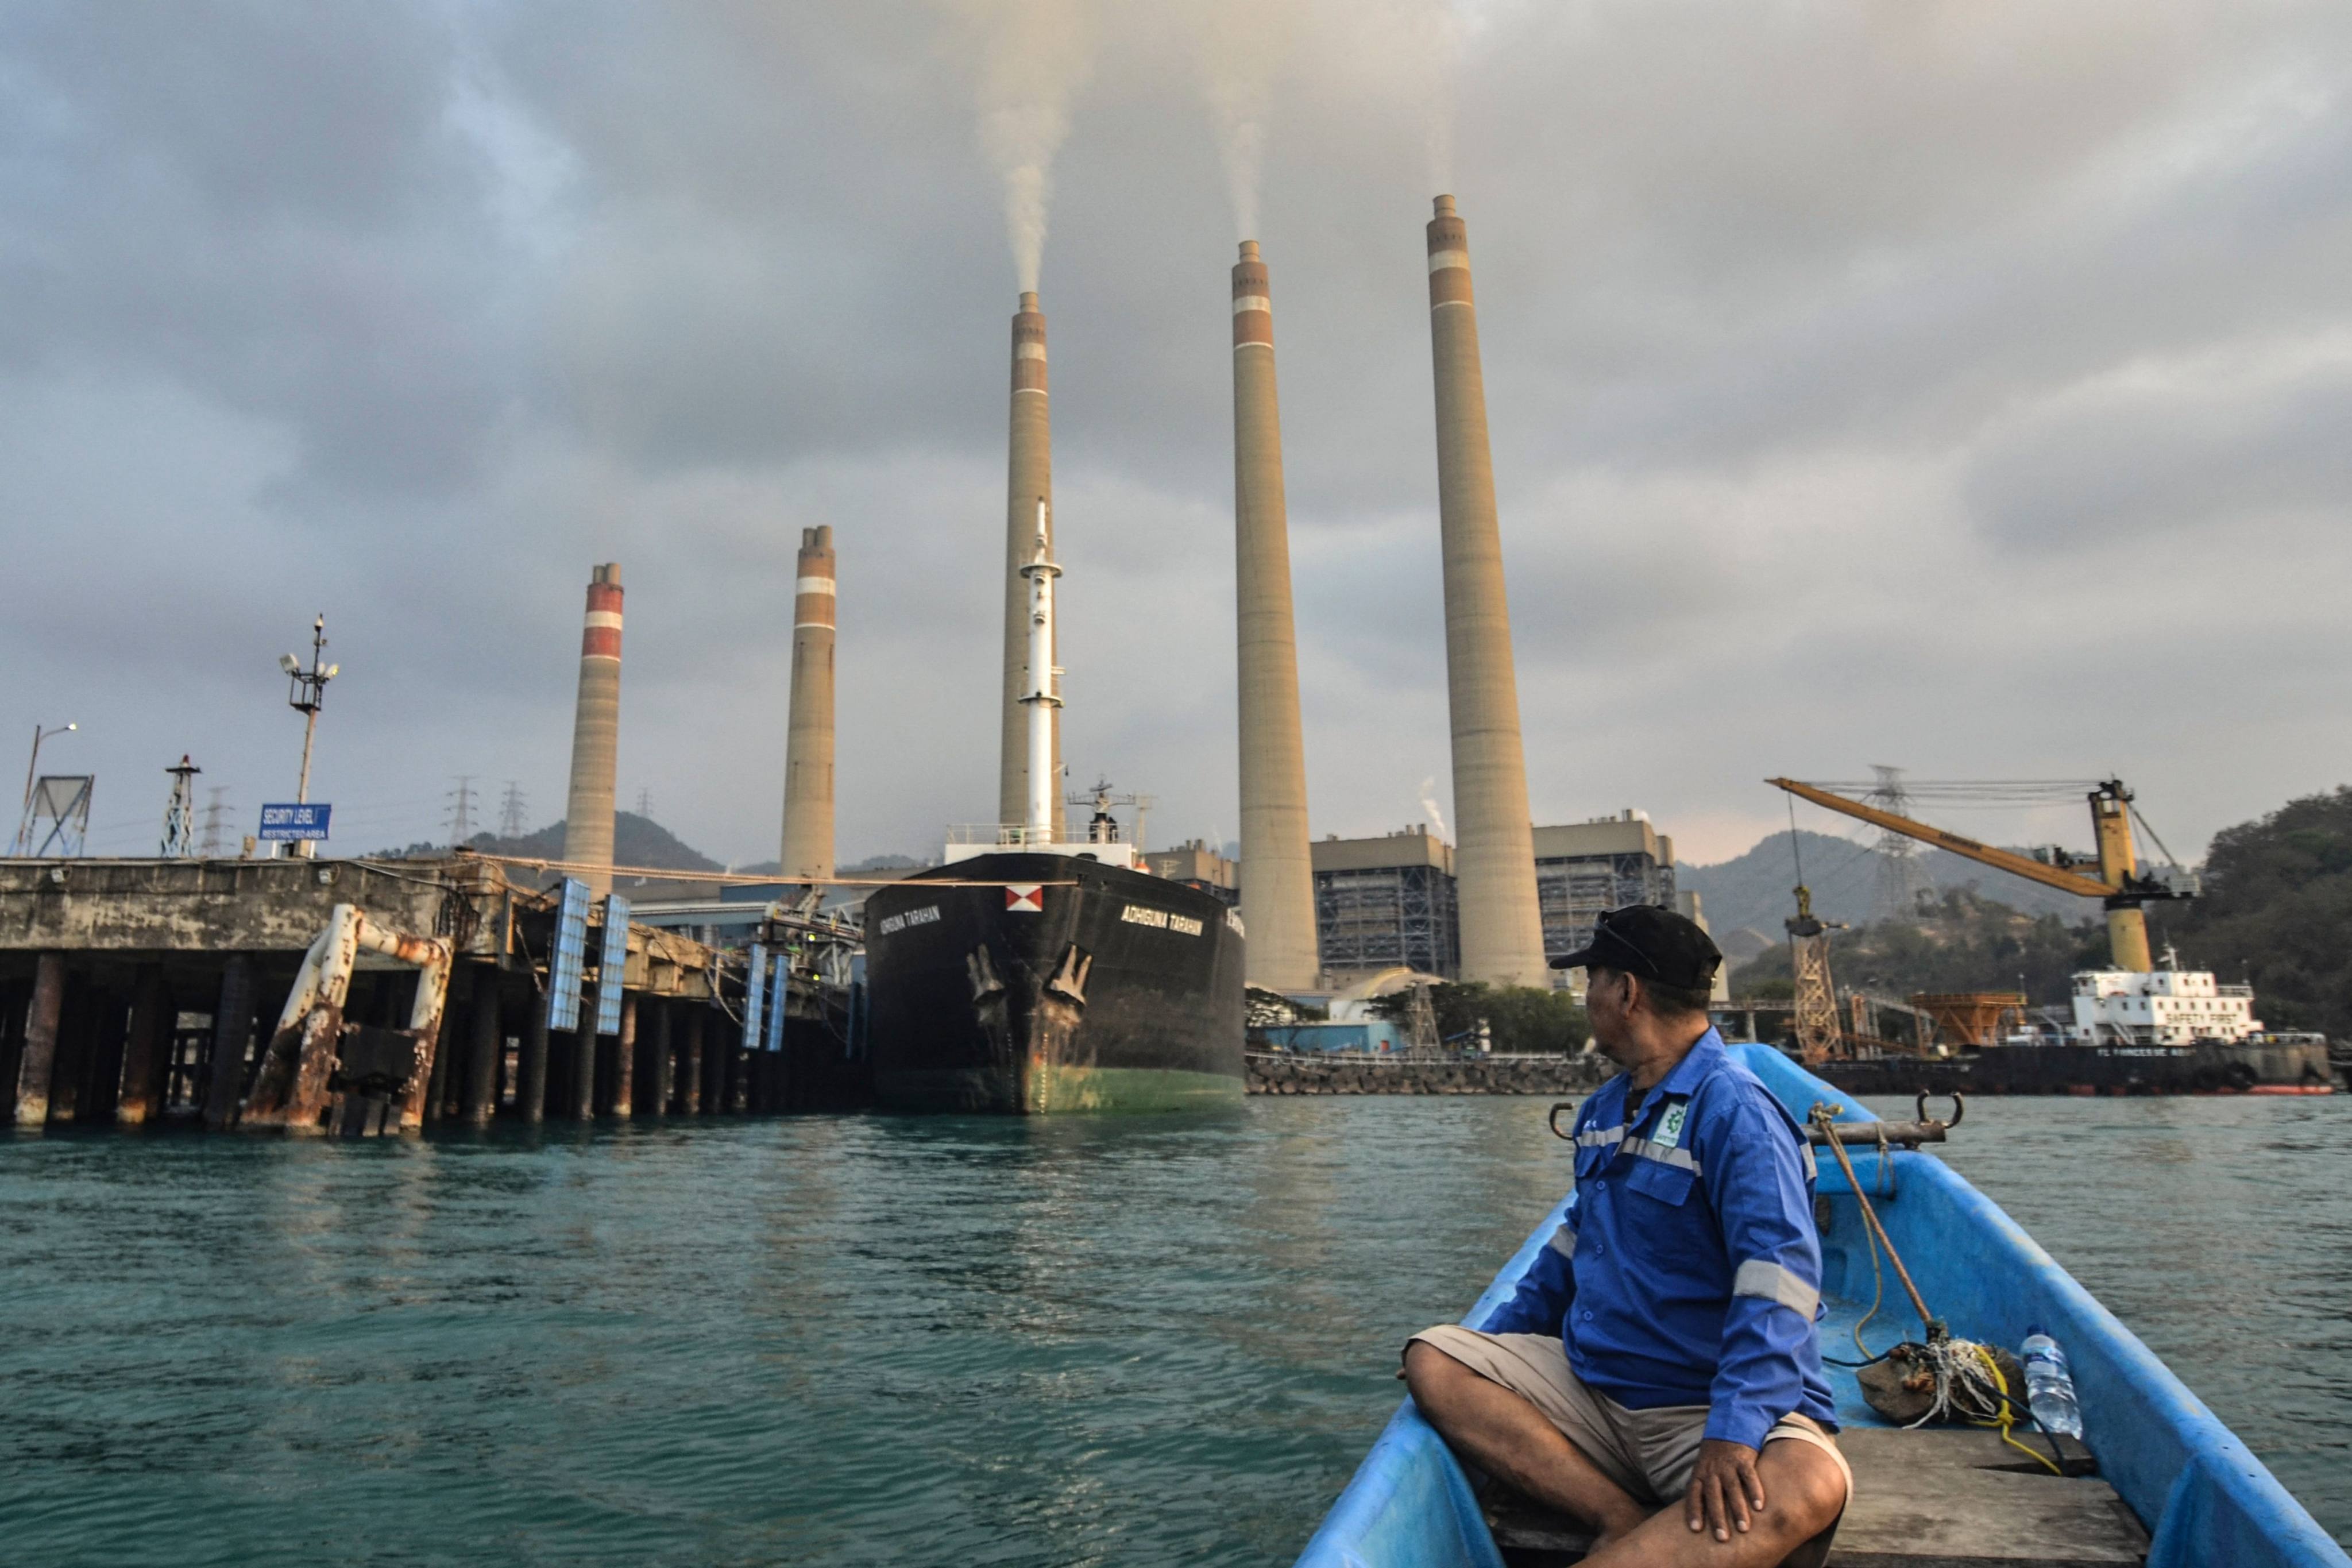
[[116, 967, 172, 1127], [423, 1000, 454, 1123], [611, 994, 636, 1118], [647, 1001, 673, 1115], [201, 956, 253, 1130], [682, 1009, 705, 1115], [461, 978, 500, 1127], [11, 952, 64, 1127], [519, 1001, 549, 1125], [572, 1017, 597, 1120]]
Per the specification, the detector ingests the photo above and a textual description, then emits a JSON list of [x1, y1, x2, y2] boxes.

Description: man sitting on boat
[[1403, 905, 1852, 1567]]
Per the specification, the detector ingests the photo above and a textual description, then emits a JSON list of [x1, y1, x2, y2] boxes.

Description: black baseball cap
[[1550, 903, 1722, 990]]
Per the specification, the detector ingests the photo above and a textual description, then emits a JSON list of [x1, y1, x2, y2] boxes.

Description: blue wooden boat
[[1296, 1044, 2349, 1568]]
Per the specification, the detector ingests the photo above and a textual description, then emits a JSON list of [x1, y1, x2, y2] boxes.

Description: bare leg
[[1581, 1438, 1847, 1568], [1403, 1341, 1652, 1544]]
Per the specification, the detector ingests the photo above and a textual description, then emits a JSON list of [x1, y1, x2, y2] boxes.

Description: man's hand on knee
[[1682, 1439, 1765, 1543]]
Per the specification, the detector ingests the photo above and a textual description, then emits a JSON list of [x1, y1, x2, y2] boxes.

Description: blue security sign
[[258, 802, 331, 841]]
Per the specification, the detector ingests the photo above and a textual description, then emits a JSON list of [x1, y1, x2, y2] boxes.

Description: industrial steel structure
[[1423, 196, 1547, 986], [1311, 827, 1461, 982], [1531, 814, 1678, 978]]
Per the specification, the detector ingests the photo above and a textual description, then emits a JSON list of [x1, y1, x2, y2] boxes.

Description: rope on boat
[[1809, 1106, 2065, 1476]]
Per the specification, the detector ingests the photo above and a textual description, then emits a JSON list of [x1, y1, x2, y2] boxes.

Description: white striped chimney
[[562, 563, 623, 898], [779, 526, 836, 881]]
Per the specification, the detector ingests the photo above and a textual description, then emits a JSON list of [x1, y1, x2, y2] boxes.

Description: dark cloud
[[1, 0, 2346, 872]]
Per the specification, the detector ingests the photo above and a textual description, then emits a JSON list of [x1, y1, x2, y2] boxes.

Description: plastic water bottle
[[2020, 1327, 2084, 1439]]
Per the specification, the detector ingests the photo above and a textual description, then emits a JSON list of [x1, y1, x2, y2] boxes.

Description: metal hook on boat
[[1917, 1088, 1964, 1130], [1547, 1102, 1578, 1141]]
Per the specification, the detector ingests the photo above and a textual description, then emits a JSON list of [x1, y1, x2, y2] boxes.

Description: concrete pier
[[0, 855, 762, 1136]]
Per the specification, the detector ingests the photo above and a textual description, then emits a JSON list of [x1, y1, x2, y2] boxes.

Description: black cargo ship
[[863, 851, 1246, 1114], [1805, 1036, 2336, 1098]]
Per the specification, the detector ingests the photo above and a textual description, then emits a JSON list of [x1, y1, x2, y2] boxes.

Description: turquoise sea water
[[2, 1094, 2345, 1564]]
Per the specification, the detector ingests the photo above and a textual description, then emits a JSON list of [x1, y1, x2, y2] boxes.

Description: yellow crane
[[1766, 778, 2197, 973]]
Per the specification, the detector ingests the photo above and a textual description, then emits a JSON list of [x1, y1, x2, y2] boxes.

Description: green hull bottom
[[875, 1067, 1246, 1116]]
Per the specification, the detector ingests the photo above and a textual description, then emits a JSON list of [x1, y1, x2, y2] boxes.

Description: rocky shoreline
[[1245, 1052, 1608, 1096]]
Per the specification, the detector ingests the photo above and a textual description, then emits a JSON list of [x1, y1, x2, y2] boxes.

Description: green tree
[[1371, 982, 1589, 1055], [2160, 787, 2352, 1036]]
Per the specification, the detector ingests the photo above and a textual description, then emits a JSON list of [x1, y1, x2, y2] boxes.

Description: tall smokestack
[[999, 292, 1065, 840], [1230, 241, 1319, 990], [1424, 196, 1547, 986], [562, 563, 623, 898], [779, 526, 836, 881]]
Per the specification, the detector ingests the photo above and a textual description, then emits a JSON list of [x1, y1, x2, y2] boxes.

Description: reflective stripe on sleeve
[[1622, 1137, 1702, 1175], [1732, 1258, 1820, 1317], [1547, 1224, 1577, 1258], [1800, 1143, 1818, 1181]]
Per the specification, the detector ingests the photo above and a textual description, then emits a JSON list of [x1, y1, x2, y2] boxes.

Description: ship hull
[[863, 853, 1246, 1114], [1805, 1037, 2336, 1097]]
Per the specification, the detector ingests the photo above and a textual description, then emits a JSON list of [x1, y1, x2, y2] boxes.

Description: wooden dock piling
[[682, 1009, 705, 1115]]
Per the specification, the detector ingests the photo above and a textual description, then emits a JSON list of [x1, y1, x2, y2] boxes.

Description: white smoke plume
[[1419, 777, 1449, 839], [1185, 0, 1302, 242], [945, 0, 1101, 294]]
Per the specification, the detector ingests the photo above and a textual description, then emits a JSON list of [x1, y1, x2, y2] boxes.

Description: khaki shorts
[[1408, 1324, 1854, 1511]]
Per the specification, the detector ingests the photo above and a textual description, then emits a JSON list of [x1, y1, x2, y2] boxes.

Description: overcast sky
[[3, 0, 2347, 874]]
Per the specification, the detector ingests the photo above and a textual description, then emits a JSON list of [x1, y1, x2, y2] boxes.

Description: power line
[[498, 780, 527, 839], [200, 787, 230, 857]]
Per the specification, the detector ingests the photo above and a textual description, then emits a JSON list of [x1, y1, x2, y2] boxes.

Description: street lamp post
[[280, 615, 338, 860], [14, 721, 76, 856]]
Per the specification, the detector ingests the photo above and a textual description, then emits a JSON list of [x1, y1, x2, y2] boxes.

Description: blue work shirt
[[1484, 1031, 1837, 1450]]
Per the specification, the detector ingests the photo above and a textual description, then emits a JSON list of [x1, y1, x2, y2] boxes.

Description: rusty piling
[[682, 1009, 705, 1115], [611, 994, 636, 1118], [520, 1003, 549, 1124], [115, 967, 172, 1126], [11, 952, 64, 1126], [202, 956, 253, 1130], [462, 979, 499, 1127]]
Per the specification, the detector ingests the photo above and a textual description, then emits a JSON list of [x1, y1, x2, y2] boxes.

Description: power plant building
[[1311, 827, 1461, 983], [1533, 813, 1678, 980], [1144, 840, 1238, 908]]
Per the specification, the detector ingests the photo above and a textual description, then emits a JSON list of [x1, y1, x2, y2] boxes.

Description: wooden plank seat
[[1481, 1428, 2147, 1567]]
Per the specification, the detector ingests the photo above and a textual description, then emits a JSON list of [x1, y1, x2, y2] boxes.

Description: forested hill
[[2157, 787, 2352, 1037], [1679, 828, 2086, 939]]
